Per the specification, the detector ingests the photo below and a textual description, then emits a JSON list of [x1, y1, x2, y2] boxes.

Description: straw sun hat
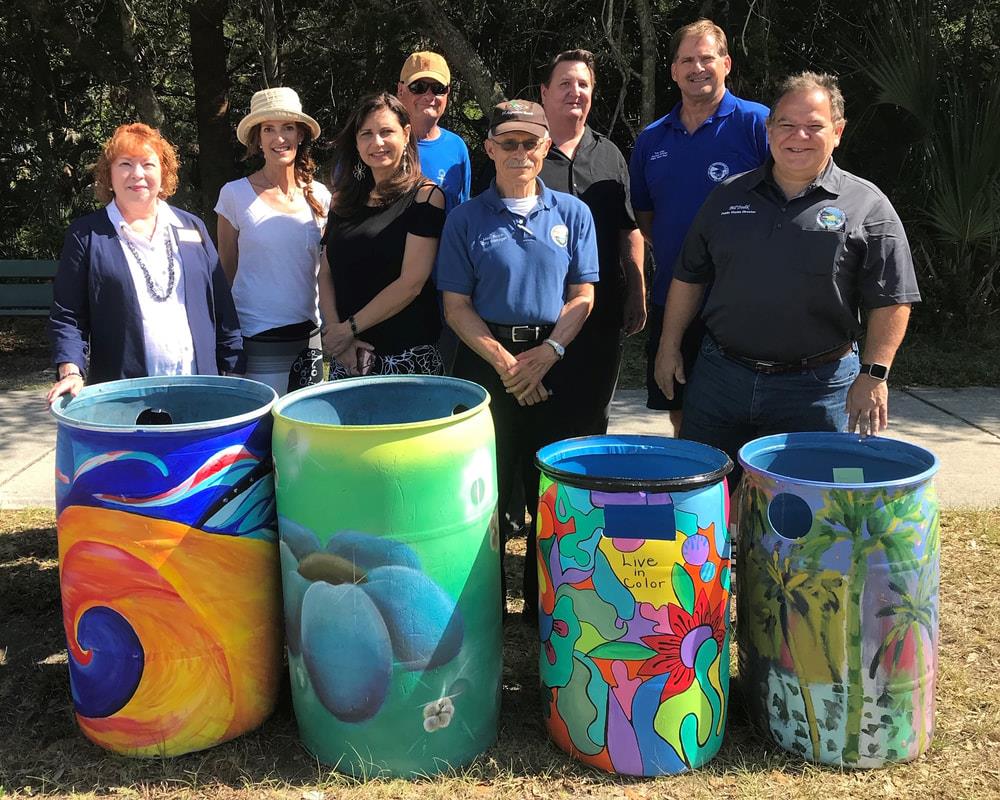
[[236, 87, 321, 145]]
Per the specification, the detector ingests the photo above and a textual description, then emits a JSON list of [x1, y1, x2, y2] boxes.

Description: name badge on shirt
[[176, 228, 203, 243]]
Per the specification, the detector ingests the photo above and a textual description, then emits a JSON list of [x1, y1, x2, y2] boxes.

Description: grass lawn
[[2, 507, 998, 799]]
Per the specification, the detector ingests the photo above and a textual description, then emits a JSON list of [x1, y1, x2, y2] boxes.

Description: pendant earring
[[353, 160, 366, 181], [401, 152, 410, 177]]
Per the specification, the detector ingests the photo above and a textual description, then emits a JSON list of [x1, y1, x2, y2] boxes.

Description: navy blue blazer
[[48, 205, 245, 383]]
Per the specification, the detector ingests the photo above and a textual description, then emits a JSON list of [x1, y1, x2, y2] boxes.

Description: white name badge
[[176, 228, 203, 243]]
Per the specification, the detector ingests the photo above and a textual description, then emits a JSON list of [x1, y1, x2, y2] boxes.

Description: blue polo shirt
[[436, 179, 599, 324], [418, 127, 472, 212], [629, 90, 769, 305]]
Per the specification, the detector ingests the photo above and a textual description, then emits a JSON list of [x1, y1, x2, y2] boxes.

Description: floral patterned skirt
[[328, 343, 444, 380]]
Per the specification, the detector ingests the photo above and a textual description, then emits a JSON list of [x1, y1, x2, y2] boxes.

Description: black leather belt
[[716, 339, 854, 374], [487, 322, 554, 343]]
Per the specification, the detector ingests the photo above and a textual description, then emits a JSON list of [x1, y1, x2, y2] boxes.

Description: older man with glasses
[[437, 100, 599, 621], [397, 51, 472, 211]]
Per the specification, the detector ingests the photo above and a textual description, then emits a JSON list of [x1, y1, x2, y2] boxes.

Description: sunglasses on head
[[491, 137, 543, 152], [407, 80, 450, 96]]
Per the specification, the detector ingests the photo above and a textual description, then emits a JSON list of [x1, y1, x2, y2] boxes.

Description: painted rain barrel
[[51, 375, 282, 757], [534, 434, 733, 775], [271, 375, 502, 778], [736, 432, 940, 768]]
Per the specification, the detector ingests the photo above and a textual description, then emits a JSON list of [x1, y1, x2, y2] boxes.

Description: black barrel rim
[[535, 435, 733, 494]]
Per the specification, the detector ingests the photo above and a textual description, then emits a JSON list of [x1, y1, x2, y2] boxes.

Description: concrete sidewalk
[[2, 385, 998, 511]]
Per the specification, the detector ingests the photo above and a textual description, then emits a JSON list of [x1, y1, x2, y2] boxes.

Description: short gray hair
[[768, 71, 846, 124]]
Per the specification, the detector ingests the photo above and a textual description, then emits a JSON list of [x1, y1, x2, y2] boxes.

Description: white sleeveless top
[[215, 178, 331, 337]]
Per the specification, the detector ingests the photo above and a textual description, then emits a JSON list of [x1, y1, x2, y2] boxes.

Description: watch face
[[866, 363, 889, 380]]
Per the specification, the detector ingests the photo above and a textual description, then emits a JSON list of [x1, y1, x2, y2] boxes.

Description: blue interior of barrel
[[740, 432, 937, 485], [56, 379, 273, 426], [537, 435, 729, 483], [279, 377, 487, 425]]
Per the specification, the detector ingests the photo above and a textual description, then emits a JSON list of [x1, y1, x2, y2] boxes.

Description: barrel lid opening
[[738, 432, 939, 488], [273, 376, 490, 429], [535, 435, 732, 493], [51, 375, 277, 432]]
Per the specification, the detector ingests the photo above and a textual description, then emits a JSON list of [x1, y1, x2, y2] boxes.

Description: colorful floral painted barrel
[[271, 376, 502, 778], [736, 432, 940, 768], [534, 435, 733, 775], [51, 375, 282, 757]]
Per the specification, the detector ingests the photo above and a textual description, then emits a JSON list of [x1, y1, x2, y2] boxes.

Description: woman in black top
[[319, 92, 445, 377]]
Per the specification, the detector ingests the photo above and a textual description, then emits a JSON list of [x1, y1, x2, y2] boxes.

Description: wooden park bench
[[0, 260, 59, 316]]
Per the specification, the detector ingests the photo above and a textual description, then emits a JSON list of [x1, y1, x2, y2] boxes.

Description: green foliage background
[[3, 0, 997, 331]]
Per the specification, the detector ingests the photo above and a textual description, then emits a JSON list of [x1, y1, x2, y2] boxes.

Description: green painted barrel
[[271, 376, 501, 777]]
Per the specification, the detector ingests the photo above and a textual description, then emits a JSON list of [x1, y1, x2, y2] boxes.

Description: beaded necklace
[[121, 227, 177, 302]]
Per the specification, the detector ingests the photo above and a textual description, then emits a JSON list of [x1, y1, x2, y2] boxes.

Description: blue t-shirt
[[629, 90, 769, 305], [418, 127, 472, 212], [436, 179, 600, 324]]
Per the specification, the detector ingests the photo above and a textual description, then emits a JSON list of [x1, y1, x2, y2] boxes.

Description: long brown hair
[[330, 92, 423, 217], [243, 122, 325, 218]]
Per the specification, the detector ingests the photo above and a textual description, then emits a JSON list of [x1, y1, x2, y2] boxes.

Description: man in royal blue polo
[[438, 100, 598, 620], [629, 19, 769, 435], [398, 51, 472, 212]]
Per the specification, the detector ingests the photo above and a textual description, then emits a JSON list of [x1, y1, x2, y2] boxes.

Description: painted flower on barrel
[[638, 590, 725, 700]]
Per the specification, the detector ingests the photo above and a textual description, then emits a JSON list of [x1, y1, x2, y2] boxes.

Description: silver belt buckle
[[510, 325, 536, 342]]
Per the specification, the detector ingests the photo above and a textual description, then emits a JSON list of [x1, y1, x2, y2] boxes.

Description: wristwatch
[[544, 338, 565, 359], [860, 362, 890, 381]]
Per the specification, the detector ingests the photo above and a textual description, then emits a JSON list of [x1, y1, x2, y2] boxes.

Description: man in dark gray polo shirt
[[654, 71, 920, 477]]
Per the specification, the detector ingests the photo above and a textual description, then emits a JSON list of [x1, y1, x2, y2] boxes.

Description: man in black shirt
[[655, 72, 920, 480], [539, 49, 646, 434]]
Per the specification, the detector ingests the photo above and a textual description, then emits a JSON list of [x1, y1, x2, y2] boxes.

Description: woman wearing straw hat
[[318, 92, 446, 378], [215, 87, 332, 395]]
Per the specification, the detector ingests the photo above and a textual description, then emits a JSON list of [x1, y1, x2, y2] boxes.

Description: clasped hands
[[322, 321, 374, 376], [499, 344, 559, 407]]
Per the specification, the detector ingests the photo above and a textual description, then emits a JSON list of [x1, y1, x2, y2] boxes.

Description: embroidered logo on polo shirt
[[817, 206, 847, 231], [707, 162, 730, 182], [721, 203, 755, 216], [649, 149, 669, 161], [549, 224, 569, 247], [478, 230, 510, 249]]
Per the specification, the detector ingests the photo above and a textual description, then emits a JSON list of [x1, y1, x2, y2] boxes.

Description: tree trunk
[[417, 0, 506, 113], [189, 0, 237, 230], [260, 0, 281, 85], [116, 0, 166, 129], [633, 0, 656, 127]]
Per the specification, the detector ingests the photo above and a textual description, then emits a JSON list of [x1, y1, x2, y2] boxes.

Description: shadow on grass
[[1, 527, 799, 796]]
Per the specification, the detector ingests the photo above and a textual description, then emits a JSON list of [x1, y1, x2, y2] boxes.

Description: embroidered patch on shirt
[[176, 228, 203, 243], [720, 203, 755, 216], [549, 224, 569, 247], [817, 206, 847, 231], [649, 149, 669, 161], [707, 162, 730, 182], [477, 230, 510, 249]]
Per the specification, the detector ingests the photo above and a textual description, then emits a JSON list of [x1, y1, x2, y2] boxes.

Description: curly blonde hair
[[93, 123, 180, 204]]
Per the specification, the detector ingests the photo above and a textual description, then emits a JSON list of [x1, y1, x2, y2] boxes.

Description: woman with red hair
[[47, 123, 243, 403]]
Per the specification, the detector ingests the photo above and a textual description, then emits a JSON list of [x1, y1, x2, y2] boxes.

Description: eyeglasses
[[490, 137, 543, 152], [407, 80, 450, 96]]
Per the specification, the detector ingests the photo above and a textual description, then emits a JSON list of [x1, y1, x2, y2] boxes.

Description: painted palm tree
[[869, 506, 940, 754], [799, 487, 927, 764], [761, 546, 844, 758]]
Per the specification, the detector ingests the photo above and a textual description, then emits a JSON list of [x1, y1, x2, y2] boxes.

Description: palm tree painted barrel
[[51, 375, 282, 757], [736, 432, 940, 768], [534, 435, 733, 775], [272, 376, 501, 778]]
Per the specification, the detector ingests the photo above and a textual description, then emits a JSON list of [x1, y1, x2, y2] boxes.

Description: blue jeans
[[680, 337, 860, 484]]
